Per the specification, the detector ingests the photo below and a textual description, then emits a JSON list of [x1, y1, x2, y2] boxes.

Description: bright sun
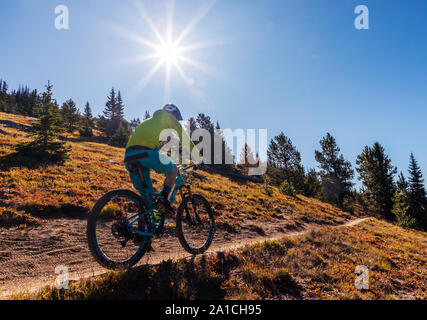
[[156, 41, 183, 65], [117, 0, 219, 100]]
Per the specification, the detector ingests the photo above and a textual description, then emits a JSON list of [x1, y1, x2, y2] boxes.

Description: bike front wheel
[[176, 194, 215, 255]]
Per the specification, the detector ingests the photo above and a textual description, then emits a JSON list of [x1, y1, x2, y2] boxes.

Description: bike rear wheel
[[176, 194, 215, 255], [87, 189, 152, 270]]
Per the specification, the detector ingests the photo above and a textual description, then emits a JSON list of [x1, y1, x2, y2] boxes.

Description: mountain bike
[[87, 162, 215, 270]]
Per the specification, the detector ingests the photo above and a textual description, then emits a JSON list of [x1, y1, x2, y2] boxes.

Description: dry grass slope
[[3, 112, 425, 300], [0, 112, 353, 231]]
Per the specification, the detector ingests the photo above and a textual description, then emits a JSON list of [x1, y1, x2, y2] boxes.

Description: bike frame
[[126, 164, 196, 239]]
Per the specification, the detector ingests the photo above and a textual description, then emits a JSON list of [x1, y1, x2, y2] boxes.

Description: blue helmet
[[163, 104, 183, 121]]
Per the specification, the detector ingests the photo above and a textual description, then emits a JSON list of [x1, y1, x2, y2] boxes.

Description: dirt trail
[[0, 216, 368, 299]]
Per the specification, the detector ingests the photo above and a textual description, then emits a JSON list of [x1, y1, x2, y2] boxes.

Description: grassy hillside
[[2, 112, 425, 300], [12, 218, 426, 300], [0, 112, 353, 232]]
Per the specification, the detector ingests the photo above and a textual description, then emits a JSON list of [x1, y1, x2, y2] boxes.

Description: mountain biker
[[124, 104, 202, 216]]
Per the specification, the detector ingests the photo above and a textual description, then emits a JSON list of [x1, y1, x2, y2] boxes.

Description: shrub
[[15, 140, 70, 164], [392, 190, 416, 228], [109, 124, 130, 148], [79, 122, 93, 137], [279, 180, 296, 197], [260, 175, 273, 196]]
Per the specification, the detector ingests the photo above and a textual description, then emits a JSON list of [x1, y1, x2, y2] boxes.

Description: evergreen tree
[[315, 133, 354, 208], [99, 88, 128, 139], [267, 132, 301, 170], [185, 117, 197, 137], [240, 143, 258, 168], [304, 168, 322, 198], [130, 118, 141, 132], [267, 132, 305, 192], [214, 122, 234, 171], [356, 142, 397, 219], [196, 113, 214, 132], [392, 188, 416, 228], [16, 81, 70, 163], [109, 123, 130, 148], [6, 91, 17, 114], [31, 82, 63, 144], [99, 88, 117, 137], [190, 114, 233, 170], [0, 80, 7, 112], [61, 99, 80, 133], [196, 113, 215, 165], [83, 102, 93, 124], [0, 81, 39, 116], [407, 153, 427, 228], [396, 171, 408, 192], [103, 88, 116, 120], [14, 86, 35, 116], [79, 102, 94, 137], [115, 91, 125, 120], [28, 89, 39, 117]]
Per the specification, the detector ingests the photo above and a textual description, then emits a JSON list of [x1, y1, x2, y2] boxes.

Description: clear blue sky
[[1, 0, 426, 187]]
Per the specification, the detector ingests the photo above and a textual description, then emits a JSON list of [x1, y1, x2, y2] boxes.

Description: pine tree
[[356, 142, 397, 219], [407, 153, 427, 228], [267, 132, 304, 190], [115, 91, 125, 120], [109, 123, 130, 148], [396, 171, 408, 192], [392, 189, 416, 228], [79, 102, 94, 137], [16, 81, 70, 163], [13, 85, 35, 116], [6, 91, 17, 114], [304, 168, 322, 198], [185, 117, 197, 137], [99, 88, 117, 137], [103, 88, 116, 120], [61, 99, 80, 133], [31, 82, 63, 144], [130, 118, 141, 132], [99, 88, 127, 139], [28, 89, 39, 117], [267, 133, 301, 170], [196, 113, 215, 165], [214, 122, 234, 171], [196, 113, 214, 132], [240, 143, 258, 168], [315, 133, 354, 208], [0, 79, 7, 112], [83, 102, 93, 124]]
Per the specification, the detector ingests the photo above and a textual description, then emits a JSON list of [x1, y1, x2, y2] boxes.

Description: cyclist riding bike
[[124, 104, 202, 217]]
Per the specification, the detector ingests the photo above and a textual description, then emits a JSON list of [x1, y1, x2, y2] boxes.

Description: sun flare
[[116, 0, 219, 101], [156, 41, 183, 65]]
